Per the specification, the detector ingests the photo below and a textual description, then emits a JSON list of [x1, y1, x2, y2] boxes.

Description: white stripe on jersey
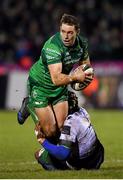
[[60, 107, 96, 158]]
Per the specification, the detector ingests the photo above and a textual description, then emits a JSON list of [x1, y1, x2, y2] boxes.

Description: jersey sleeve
[[42, 43, 62, 65], [42, 140, 70, 160]]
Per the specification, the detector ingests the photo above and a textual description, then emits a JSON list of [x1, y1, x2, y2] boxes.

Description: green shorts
[[27, 79, 68, 107], [27, 77, 68, 124]]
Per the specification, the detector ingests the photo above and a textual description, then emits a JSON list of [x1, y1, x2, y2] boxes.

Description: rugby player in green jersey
[[18, 14, 93, 140]]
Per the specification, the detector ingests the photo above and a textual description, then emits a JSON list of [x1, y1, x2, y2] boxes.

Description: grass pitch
[[0, 109, 123, 179]]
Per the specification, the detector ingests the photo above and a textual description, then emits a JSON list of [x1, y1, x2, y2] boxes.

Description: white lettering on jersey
[[46, 48, 61, 55]]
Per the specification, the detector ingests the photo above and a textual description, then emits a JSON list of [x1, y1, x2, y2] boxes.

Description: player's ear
[[77, 28, 80, 35]]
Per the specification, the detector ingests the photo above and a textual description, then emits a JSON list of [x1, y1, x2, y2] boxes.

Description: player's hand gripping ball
[[71, 64, 94, 91]]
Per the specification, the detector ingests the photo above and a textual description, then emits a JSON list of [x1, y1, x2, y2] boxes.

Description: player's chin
[[63, 41, 71, 46]]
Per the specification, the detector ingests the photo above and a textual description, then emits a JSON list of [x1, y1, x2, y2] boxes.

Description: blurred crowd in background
[[0, 0, 123, 109], [0, 0, 123, 69]]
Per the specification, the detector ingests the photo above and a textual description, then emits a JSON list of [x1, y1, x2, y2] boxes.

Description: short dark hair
[[68, 91, 79, 114], [60, 13, 80, 32]]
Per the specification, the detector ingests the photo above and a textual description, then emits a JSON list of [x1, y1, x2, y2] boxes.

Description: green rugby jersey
[[29, 32, 89, 96]]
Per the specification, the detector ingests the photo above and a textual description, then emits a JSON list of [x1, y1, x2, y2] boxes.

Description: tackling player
[[34, 91, 104, 170], [17, 13, 93, 140]]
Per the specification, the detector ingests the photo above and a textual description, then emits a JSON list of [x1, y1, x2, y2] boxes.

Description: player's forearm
[[35, 128, 70, 160], [51, 73, 78, 86], [42, 139, 70, 160], [52, 70, 87, 86]]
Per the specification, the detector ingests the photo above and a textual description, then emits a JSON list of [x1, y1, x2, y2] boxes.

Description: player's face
[[60, 23, 78, 47]]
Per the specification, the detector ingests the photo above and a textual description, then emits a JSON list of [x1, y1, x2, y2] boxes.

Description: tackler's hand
[[34, 122, 45, 144]]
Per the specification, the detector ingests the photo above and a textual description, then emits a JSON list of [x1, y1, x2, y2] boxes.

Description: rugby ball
[[70, 64, 94, 91]]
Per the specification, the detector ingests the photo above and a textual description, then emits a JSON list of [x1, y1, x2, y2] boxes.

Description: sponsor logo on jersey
[[46, 48, 61, 55], [78, 48, 83, 56], [80, 48, 83, 53], [64, 56, 71, 61], [65, 52, 70, 56], [65, 58, 81, 65], [46, 55, 55, 59], [33, 90, 37, 98], [35, 101, 43, 105]]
